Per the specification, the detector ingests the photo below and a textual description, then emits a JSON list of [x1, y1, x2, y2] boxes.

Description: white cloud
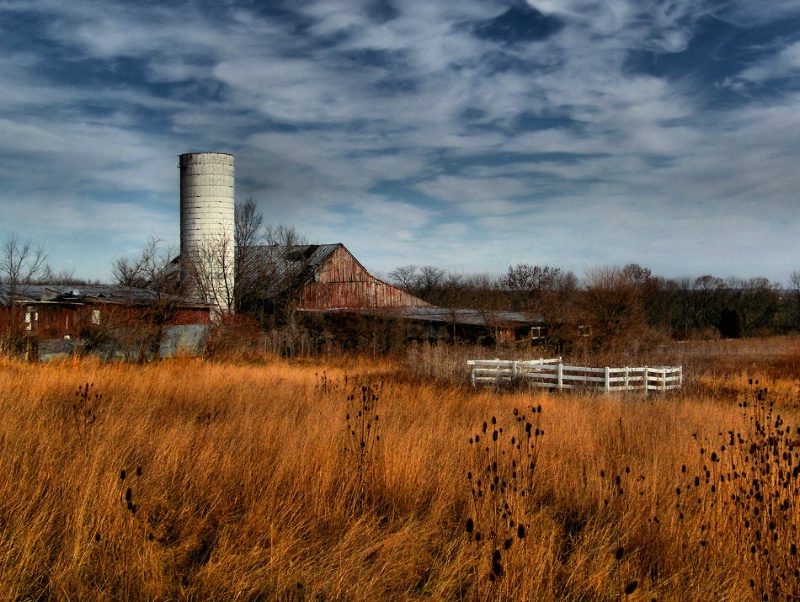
[[1, 0, 799, 281]]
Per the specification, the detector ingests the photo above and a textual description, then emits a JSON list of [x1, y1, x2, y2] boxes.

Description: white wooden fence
[[467, 359, 683, 393]]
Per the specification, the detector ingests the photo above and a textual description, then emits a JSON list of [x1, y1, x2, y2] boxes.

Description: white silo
[[179, 152, 235, 314]]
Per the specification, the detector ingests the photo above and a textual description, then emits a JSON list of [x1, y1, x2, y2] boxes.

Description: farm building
[[174, 153, 543, 347], [342, 307, 544, 345], [239, 243, 431, 312], [0, 284, 211, 360], [239, 243, 542, 346]]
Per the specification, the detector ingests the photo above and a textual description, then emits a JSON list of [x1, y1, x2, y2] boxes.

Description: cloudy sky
[[2, 0, 799, 284]]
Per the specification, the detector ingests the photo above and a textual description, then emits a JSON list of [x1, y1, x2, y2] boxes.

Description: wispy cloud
[[1, 0, 798, 282]]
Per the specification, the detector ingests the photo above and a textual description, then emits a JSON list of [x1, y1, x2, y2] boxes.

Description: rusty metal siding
[[170, 308, 212, 326]]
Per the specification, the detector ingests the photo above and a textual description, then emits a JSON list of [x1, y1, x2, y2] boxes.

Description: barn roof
[[301, 306, 543, 328], [0, 283, 209, 308], [244, 243, 344, 297]]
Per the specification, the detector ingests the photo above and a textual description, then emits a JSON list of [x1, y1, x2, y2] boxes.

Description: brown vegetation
[[1, 337, 799, 600]]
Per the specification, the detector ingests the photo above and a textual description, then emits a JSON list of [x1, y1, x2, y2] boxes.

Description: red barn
[[240, 243, 541, 347], [0, 284, 211, 359]]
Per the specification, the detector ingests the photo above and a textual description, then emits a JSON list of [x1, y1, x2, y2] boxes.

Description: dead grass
[[0, 337, 799, 599]]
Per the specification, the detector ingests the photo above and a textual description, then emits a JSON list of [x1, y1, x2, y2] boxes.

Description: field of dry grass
[[1, 337, 799, 600]]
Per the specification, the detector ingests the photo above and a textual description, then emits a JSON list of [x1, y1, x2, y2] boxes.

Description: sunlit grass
[[0, 337, 798, 599]]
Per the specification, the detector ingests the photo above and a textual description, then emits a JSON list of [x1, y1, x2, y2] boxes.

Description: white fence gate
[[468, 359, 683, 393]]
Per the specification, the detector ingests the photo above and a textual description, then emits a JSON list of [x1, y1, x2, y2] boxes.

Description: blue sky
[[1, 0, 799, 284]]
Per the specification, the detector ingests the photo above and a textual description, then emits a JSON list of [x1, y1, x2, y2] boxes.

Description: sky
[[1, 0, 799, 285]]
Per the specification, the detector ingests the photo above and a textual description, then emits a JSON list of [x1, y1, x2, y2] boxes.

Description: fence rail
[[467, 359, 683, 393]]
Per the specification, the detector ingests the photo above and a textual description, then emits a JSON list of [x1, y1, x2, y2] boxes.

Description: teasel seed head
[[491, 550, 503, 578]]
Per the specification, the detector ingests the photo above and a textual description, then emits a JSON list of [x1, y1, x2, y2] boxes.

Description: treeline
[[389, 263, 800, 348]]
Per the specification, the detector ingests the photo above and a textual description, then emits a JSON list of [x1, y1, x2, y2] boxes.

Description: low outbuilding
[[0, 284, 211, 360]]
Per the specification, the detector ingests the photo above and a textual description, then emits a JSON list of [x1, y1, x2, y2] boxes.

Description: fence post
[[558, 362, 563, 392], [644, 366, 648, 396], [604, 367, 610, 393], [624, 367, 629, 391]]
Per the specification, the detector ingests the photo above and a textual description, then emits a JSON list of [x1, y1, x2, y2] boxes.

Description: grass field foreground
[[0, 339, 799, 600]]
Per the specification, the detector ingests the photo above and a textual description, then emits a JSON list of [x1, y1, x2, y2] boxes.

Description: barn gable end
[[296, 244, 430, 310], [248, 243, 430, 311]]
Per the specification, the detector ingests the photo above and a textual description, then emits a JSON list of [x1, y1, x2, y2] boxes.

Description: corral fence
[[467, 358, 683, 393]]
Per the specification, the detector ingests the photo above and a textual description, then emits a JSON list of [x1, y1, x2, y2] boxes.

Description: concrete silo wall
[[179, 152, 235, 313]]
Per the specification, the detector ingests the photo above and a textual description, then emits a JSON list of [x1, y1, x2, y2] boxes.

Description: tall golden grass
[[0, 337, 798, 600]]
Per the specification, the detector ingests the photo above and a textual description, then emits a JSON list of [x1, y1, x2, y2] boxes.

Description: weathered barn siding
[[0, 301, 211, 339], [295, 245, 430, 310], [1, 285, 212, 360]]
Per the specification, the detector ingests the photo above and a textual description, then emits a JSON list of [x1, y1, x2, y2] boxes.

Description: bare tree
[[389, 265, 419, 293], [232, 201, 311, 330], [39, 265, 90, 286], [234, 199, 265, 313], [1, 232, 49, 286], [110, 236, 183, 360], [621, 263, 652, 287], [580, 266, 647, 350], [264, 223, 306, 247], [500, 263, 563, 312], [689, 275, 729, 334], [112, 235, 179, 297], [724, 276, 781, 336], [536, 269, 579, 351], [236, 198, 263, 249], [502, 263, 561, 294], [388, 265, 449, 303], [1, 233, 49, 353], [790, 271, 800, 330], [186, 230, 236, 314]]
